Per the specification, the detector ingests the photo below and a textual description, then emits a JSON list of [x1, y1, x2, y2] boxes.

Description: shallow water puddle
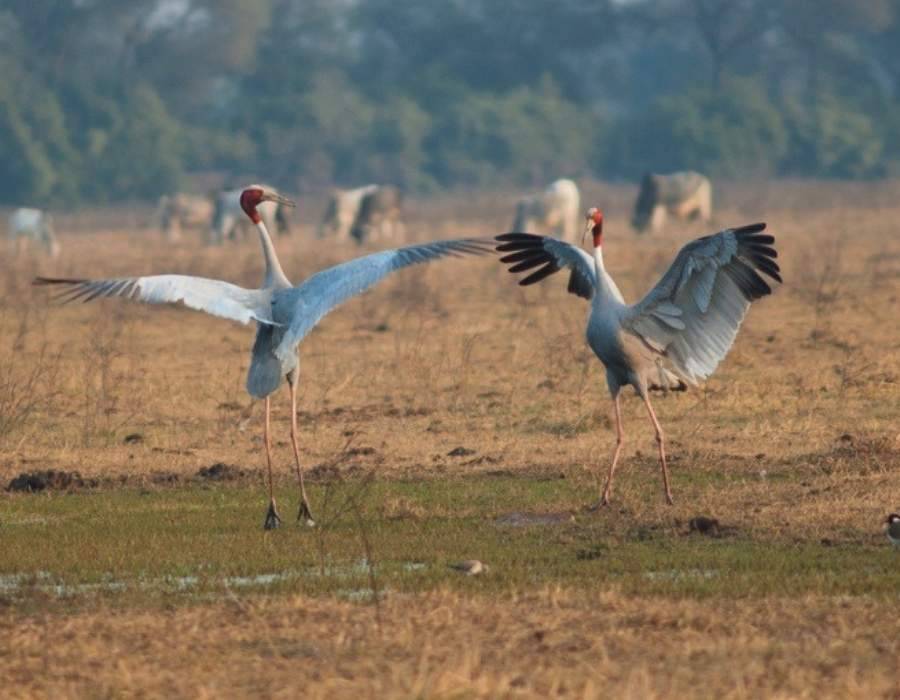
[[643, 568, 720, 582], [495, 511, 575, 527], [0, 559, 428, 599]]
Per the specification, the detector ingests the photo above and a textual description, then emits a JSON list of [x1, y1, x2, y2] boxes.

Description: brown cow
[[349, 186, 404, 245], [632, 172, 712, 234]]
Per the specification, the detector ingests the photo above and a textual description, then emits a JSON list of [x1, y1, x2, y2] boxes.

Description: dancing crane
[[495, 208, 781, 506], [36, 185, 491, 529]]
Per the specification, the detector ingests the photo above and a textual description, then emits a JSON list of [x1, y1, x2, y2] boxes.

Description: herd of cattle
[[6, 172, 712, 257]]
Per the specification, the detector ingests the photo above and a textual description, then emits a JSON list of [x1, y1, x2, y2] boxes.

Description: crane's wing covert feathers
[[495, 233, 596, 299], [34, 275, 274, 325], [623, 223, 781, 384], [272, 238, 493, 364]]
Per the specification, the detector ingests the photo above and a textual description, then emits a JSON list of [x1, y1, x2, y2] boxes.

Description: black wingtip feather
[[495, 232, 543, 243], [520, 262, 558, 286], [734, 223, 767, 236], [33, 276, 87, 286], [732, 226, 782, 285], [754, 259, 782, 283], [747, 244, 778, 259], [496, 241, 536, 253], [726, 259, 773, 300], [496, 232, 586, 295], [744, 233, 775, 246], [508, 256, 553, 274], [499, 250, 539, 264], [495, 232, 548, 254]]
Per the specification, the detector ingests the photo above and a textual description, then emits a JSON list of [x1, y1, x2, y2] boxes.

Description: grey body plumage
[[247, 322, 288, 399]]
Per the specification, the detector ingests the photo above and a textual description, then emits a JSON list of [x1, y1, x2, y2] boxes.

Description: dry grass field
[[1, 180, 899, 698]]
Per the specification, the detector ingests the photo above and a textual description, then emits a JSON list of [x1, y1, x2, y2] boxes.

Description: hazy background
[[2, 0, 899, 206]]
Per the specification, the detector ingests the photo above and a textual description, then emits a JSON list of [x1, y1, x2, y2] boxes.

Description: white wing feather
[[35, 275, 274, 325], [622, 224, 780, 384]]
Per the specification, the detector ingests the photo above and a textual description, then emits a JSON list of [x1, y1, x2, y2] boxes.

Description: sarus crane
[[495, 207, 781, 506], [36, 185, 492, 529]]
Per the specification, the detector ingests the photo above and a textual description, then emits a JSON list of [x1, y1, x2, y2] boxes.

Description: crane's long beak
[[265, 192, 295, 208], [581, 219, 592, 246]]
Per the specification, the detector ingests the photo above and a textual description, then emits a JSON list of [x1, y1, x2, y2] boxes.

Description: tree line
[[2, 0, 898, 206]]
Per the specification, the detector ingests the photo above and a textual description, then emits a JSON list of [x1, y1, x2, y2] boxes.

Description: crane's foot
[[263, 500, 282, 530], [586, 496, 611, 512], [664, 493, 675, 506], [297, 500, 316, 528]]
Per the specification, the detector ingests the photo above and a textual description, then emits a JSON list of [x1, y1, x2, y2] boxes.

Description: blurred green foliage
[[607, 78, 790, 179], [0, 0, 897, 206]]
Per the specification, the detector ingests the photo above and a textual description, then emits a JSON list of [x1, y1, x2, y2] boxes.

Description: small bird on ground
[[886, 513, 900, 547], [448, 560, 488, 576], [496, 208, 781, 507]]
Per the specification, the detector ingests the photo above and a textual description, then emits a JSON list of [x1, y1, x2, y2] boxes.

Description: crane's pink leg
[[599, 394, 625, 506], [288, 377, 315, 526], [263, 396, 282, 529], [642, 395, 674, 505]]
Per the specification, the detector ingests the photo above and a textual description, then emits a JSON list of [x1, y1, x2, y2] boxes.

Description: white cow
[[317, 185, 378, 241], [7, 208, 60, 258], [209, 187, 290, 245], [512, 178, 581, 241]]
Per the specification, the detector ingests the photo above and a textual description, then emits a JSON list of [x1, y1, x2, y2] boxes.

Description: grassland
[[1, 180, 899, 698]]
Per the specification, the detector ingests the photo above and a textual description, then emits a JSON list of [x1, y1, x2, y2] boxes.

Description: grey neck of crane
[[256, 220, 291, 289]]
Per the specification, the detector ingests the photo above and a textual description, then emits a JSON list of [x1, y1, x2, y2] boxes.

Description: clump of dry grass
[[0, 307, 59, 446], [2, 588, 899, 699]]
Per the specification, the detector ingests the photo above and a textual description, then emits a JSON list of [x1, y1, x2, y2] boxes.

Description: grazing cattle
[[210, 187, 291, 245], [350, 186, 404, 245], [7, 208, 60, 258], [512, 179, 581, 242], [156, 193, 214, 242], [632, 171, 712, 234], [317, 185, 378, 240]]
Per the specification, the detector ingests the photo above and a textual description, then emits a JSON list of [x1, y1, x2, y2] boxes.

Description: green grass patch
[[1, 475, 897, 610]]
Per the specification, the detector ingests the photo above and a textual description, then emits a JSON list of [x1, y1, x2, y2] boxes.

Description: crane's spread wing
[[34, 275, 275, 325], [623, 223, 781, 384], [272, 238, 492, 364], [495, 233, 597, 300]]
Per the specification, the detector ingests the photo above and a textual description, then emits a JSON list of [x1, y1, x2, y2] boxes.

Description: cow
[[317, 185, 378, 241], [7, 208, 60, 258], [632, 171, 712, 234], [512, 179, 581, 241], [349, 186, 404, 245], [156, 193, 214, 242], [209, 186, 291, 245]]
